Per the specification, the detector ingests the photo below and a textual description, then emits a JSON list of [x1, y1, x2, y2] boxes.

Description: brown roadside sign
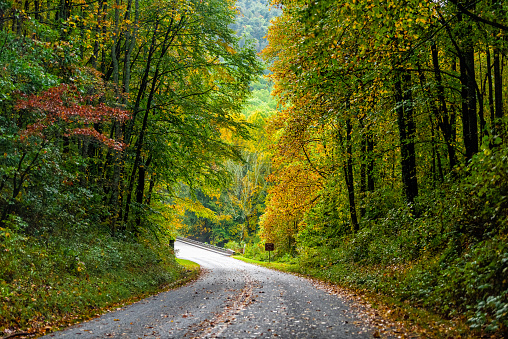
[[265, 243, 274, 251]]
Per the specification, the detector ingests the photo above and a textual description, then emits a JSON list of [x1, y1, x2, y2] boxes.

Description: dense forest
[[173, 0, 278, 246], [181, 0, 508, 334], [231, 0, 281, 54], [1, 0, 508, 336], [261, 0, 508, 334], [0, 0, 261, 334]]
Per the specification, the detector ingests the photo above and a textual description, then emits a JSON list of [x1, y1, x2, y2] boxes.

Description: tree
[[0, 0, 262, 238], [261, 0, 508, 253]]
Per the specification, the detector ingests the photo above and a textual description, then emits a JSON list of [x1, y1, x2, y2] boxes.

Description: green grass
[[176, 258, 200, 270], [232, 255, 298, 272]]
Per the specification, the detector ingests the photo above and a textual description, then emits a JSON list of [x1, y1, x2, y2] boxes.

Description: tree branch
[[448, 0, 508, 31]]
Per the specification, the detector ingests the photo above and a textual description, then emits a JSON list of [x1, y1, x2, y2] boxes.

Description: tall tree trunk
[[395, 71, 418, 205], [123, 0, 138, 97], [487, 48, 495, 132], [90, 0, 105, 68], [493, 49, 503, 136], [110, 0, 137, 232], [107, 0, 123, 233], [360, 136, 366, 218], [111, 0, 120, 94], [458, 5, 479, 161], [145, 173, 156, 205], [109, 122, 123, 232], [367, 133, 374, 191], [416, 62, 439, 184], [430, 115, 437, 185], [34, 0, 39, 21], [359, 124, 374, 217], [344, 119, 359, 231], [135, 155, 151, 228], [124, 15, 182, 224], [123, 18, 161, 223], [431, 42, 457, 170], [460, 50, 478, 160]]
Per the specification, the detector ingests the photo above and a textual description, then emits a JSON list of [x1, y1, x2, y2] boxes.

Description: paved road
[[44, 241, 381, 338]]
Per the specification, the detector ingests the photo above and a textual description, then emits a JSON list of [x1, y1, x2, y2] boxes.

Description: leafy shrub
[[431, 236, 508, 331], [224, 240, 243, 253], [244, 241, 267, 261]]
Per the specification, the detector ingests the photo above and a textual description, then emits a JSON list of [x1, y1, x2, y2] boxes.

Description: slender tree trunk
[[487, 48, 496, 131], [359, 124, 374, 217], [90, 0, 104, 68], [124, 64, 160, 224], [460, 49, 478, 160], [113, 0, 137, 230], [457, 6, 478, 161], [493, 49, 503, 136], [123, 0, 138, 97], [111, 0, 120, 94], [430, 115, 437, 186], [145, 173, 156, 205], [416, 62, 439, 184], [109, 122, 123, 232], [344, 119, 359, 231], [135, 155, 151, 228], [122, 19, 160, 223], [34, 0, 39, 21], [360, 136, 366, 218], [99, 1, 108, 75], [395, 71, 418, 205], [124, 15, 183, 224], [367, 133, 374, 191], [431, 42, 457, 170]]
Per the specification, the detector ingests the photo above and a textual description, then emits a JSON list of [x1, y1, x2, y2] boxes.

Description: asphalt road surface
[[43, 241, 383, 338]]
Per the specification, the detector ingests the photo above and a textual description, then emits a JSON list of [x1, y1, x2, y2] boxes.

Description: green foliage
[[233, 255, 298, 272], [243, 240, 266, 261], [176, 118, 272, 246], [231, 0, 281, 54], [242, 77, 277, 118], [175, 258, 200, 271], [255, 0, 508, 335], [292, 143, 508, 334], [0, 224, 186, 334], [0, 0, 260, 335], [224, 240, 242, 253], [0, 31, 60, 101]]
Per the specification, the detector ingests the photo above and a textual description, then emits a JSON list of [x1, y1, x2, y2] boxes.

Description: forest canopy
[[1, 0, 508, 335]]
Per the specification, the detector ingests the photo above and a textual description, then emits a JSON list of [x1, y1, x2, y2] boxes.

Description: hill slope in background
[[231, 0, 282, 55]]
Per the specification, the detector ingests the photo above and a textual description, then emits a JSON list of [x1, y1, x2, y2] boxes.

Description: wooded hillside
[[259, 0, 508, 334], [1, 0, 508, 336], [0, 0, 260, 334]]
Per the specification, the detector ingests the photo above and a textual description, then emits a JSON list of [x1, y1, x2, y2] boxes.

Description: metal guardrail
[[176, 236, 235, 256]]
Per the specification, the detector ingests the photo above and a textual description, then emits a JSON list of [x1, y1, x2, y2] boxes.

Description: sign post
[[265, 243, 274, 263]]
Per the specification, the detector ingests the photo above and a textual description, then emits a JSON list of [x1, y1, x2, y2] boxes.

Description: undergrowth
[[243, 144, 508, 336], [0, 226, 188, 337]]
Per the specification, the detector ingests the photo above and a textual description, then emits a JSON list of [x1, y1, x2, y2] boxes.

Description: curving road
[[43, 241, 385, 338]]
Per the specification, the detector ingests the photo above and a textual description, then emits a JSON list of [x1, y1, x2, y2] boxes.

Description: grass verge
[[0, 231, 200, 338], [176, 258, 200, 271], [232, 255, 298, 272]]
